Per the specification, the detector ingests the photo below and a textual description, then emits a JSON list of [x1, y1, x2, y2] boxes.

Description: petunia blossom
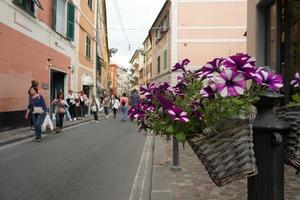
[[214, 69, 246, 97], [140, 82, 155, 99], [172, 59, 190, 72], [200, 84, 217, 98], [291, 72, 300, 88], [167, 107, 189, 123], [223, 53, 256, 79], [201, 57, 224, 76], [156, 95, 174, 110], [252, 68, 283, 91]]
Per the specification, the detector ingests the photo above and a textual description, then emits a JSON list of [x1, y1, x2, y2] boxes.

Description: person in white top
[[66, 90, 77, 121], [51, 92, 68, 133], [111, 95, 120, 119]]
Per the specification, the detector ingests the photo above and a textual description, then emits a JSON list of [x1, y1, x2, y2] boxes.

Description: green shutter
[[164, 50, 168, 69], [67, 3, 75, 41]]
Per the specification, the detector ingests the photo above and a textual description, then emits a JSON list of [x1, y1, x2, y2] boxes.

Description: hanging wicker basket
[[188, 118, 258, 187], [276, 105, 300, 171]]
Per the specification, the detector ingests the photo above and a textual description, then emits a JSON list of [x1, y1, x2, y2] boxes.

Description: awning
[[81, 73, 94, 86]]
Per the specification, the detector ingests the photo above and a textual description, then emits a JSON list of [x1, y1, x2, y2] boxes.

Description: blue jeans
[[121, 107, 128, 121], [32, 114, 44, 139]]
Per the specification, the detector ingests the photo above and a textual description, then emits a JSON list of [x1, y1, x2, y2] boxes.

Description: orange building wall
[[0, 23, 70, 112]]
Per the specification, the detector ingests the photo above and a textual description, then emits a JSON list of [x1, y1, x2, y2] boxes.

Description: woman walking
[[90, 95, 99, 122], [66, 89, 77, 121], [103, 95, 110, 118], [111, 95, 120, 119], [52, 92, 68, 133], [120, 93, 129, 122], [79, 91, 88, 119], [25, 87, 47, 142]]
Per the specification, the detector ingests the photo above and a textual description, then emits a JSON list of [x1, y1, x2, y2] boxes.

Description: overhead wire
[[113, 0, 131, 50]]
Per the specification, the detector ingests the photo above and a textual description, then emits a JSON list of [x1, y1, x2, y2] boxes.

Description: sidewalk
[[151, 137, 300, 200], [0, 113, 106, 146]]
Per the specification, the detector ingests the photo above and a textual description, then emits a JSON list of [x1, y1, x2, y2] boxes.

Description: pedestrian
[[75, 98, 80, 120], [27, 80, 39, 131], [120, 93, 129, 122], [79, 91, 88, 119], [131, 90, 139, 107], [25, 87, 47, 142], [66, 89, 77, 121], [111, 95, 120, 119], [90, 95, 99, 122], [102, 95, 110, 118], [52, 92, 68, 133]]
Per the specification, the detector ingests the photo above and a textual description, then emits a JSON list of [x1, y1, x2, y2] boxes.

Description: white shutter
[[55, 0, 66, 36]]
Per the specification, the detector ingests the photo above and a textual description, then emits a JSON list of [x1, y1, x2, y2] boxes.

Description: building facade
[[141, 0, 247, 86], [247, 0, 300, 102], [0, 0, 109, 131], [109, 64, 118, 95], [129, 49, 145, 91]]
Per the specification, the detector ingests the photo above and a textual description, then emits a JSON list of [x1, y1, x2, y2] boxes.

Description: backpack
[[121, 100, 126, 106]]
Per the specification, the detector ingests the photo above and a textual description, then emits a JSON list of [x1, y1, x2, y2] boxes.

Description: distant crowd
[[25, 80, 140, 142]]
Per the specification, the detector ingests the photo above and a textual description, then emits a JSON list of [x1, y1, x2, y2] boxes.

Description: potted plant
[[276, 72, 300, 173], [129, 53, 284, 186]]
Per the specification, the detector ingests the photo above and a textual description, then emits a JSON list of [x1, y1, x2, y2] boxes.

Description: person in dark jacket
[[25, 87, 47, 142]]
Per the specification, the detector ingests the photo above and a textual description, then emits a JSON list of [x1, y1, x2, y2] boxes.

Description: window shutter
[[67, 2, 75, 41], [52, 0, 57, 29], [164, 50, 168, 69]]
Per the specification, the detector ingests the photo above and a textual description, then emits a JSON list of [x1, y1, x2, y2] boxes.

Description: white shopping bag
[[42, 114, 54, 132], [99, 106, 104, 113]]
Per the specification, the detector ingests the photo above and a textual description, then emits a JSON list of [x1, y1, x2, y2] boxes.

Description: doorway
[[50, 70, 66, 115]]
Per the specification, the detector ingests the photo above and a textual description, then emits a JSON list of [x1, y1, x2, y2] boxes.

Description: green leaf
[[292, 94, 300, 103], [166, 125, 175, 134], [176, 131, 186, 143]]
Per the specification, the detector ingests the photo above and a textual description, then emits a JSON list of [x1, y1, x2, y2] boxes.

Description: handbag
[[32, 95, 44, 114], [91, 105, 97, 112]]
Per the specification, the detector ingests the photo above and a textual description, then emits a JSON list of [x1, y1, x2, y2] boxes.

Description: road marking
[[129, 135, 153, 200]]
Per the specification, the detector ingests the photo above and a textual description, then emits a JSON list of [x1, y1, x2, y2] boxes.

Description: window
[[157, 56, 161, 74], [13, 0, 35, 15], [163, 49, 168, 69], [86, 35, 91, 59], [88, 0, 93, 10], [67, 2, 75, 41], [53, 0, 66, 36]]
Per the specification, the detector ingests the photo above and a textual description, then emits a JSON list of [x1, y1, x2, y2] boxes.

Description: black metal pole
[[248, 93, 290, 200], [171, 136, 180, 170]]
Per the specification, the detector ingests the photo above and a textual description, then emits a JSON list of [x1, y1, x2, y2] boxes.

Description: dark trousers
[[69, 104, 76, 119], [56, 113, 65, 128], [32, 114, 43, 139], [75, 106, 79, 118], [80, 104, 85, 118], [104, 106, 109, 115], [112, 108, 118, 118], [93, 112, 98, 121]]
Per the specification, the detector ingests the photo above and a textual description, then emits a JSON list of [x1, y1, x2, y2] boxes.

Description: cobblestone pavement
[[164, 139, 300, 200]]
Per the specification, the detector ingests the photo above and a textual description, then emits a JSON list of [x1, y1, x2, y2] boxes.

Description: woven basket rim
[[276, 104, 300, 112]]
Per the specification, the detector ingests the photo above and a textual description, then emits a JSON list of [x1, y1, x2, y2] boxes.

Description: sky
[[106, 0, 166, 68]]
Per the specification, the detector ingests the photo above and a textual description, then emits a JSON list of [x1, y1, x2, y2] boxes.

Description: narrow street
[[0, 118, 146, 200]]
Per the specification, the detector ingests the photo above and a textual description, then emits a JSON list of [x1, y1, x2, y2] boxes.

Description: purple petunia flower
[[153, 82, 170, 94], [172, 81, 186, 97], [202, 57, 224, 76], [214, 69, 246, 97], [223, 53, 256, 79], [140, 82, 155, 99], [291, 72, 300, 88], [252, 68, 283, 91], [167, 107, 189, 123], [200, 84, 217, 98], [156, 95, 174, 110], [172, 59, 190, 72]]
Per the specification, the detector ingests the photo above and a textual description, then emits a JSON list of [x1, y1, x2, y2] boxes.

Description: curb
[[151, 136, 173, 200], [129, 134, 155, 200], [0, 115, 105, 147]]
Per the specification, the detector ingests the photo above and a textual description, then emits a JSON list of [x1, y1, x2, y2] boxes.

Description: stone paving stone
[[161, 139, 300, 200]]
